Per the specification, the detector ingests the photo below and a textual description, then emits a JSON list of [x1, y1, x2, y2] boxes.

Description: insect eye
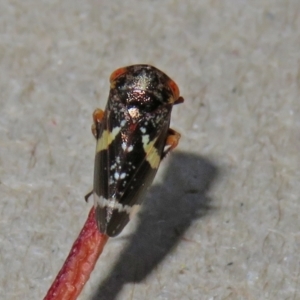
[[167, 79, 180, 101], [110, 67, 128, 83]]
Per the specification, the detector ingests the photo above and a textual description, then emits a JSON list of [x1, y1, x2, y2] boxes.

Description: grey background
[[1, 1, 299, 299]]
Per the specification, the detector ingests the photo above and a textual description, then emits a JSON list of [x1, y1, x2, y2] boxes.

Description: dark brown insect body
[[90, 65, 183, 237]]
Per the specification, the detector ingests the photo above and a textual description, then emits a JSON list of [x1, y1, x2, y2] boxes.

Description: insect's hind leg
[[162, 128, 181, 159], [84, 191, 93, 202]]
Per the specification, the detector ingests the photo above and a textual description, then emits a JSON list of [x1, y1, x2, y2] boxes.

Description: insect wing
[[93, 103, 170, 236]]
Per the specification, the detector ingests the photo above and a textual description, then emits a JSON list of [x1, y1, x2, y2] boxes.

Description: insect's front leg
[[162, 128, 181, 158], [85, 109, 104, 202], [91, 109, 104, 139]]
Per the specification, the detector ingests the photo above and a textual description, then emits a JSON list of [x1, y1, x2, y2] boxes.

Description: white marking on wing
[[94, 194, 140, 214]]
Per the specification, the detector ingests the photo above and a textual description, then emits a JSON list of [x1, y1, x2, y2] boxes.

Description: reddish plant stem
[[44, 207, 109, 300]]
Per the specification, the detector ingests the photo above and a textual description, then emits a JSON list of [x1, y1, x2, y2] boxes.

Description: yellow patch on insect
[[142, 135, 161, 169], [96, 127, 120, 152]]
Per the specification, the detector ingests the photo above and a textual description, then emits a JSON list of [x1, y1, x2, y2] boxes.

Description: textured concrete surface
[[1, 1, 300, 299]]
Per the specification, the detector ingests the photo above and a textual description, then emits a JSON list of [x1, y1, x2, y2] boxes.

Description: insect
[[86, 64, 184, 237]]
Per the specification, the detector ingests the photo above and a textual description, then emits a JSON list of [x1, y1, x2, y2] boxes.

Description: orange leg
[[162, 128, 181, 158], [91, 109, 104, 138]]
